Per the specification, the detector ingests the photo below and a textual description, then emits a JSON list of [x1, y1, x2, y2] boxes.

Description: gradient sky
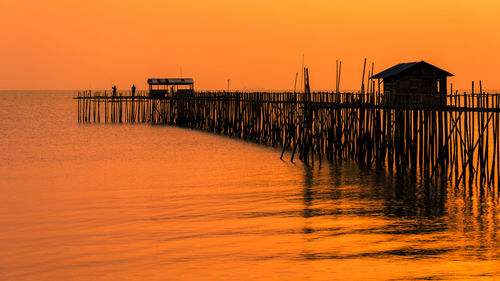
[[1, 0, 499, 91]]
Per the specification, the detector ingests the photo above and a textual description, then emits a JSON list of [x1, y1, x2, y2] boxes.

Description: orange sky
[[1, 0, 499, 91]]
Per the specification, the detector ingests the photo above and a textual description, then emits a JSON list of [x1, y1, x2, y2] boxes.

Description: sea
[[1, 91, 500, 280]]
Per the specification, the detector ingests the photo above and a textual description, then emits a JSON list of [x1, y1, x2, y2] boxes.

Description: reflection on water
[[298, 164, 500, 279], [1, 91, 500, 280]]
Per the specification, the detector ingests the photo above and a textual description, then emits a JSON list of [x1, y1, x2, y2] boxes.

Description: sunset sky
[[1, 0, 499, 91]]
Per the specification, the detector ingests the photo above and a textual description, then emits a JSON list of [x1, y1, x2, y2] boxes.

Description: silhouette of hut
[[371, 61, 453, 106], [147, 78, 194, 98]]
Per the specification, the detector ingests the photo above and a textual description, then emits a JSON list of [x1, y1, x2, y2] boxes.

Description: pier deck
[[76, 90, 500, 192]]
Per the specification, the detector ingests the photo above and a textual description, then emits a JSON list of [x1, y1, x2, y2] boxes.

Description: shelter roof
[[370, 61, 453, 79], [148, 78, 194, 85]]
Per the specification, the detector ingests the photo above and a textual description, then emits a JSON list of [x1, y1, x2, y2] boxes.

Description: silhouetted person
[[112, 85, 117, 97], [131, 84, 136, 98]]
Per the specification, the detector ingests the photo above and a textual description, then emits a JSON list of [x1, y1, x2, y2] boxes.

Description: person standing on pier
[[131, 84, 136, 98], [112, 85, 117, 97]]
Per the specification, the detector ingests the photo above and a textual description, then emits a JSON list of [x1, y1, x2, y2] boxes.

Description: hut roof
[[370, 61, 453, 79], [147, 78, 194, 85]]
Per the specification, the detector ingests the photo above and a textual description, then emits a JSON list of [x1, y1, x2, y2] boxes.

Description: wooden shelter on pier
[[371, 61, 453, 106], [148, 78, 194, 98]]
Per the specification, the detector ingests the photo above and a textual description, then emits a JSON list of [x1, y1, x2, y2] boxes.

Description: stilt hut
[[371, 61, 453, 106], [148, 78, 194, 98]]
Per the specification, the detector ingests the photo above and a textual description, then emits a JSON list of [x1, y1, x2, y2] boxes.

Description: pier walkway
[[76, 89, 500, 192]]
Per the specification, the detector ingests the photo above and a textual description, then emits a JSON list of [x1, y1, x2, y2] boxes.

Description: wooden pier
[[76, 84, 500, 193]]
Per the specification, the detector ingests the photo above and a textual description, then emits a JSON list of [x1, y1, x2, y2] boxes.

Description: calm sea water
[[1, 91, 500, 280]]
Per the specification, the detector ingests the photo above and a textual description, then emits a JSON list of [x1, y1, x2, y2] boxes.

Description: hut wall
[[383, 64, 446, 106]]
